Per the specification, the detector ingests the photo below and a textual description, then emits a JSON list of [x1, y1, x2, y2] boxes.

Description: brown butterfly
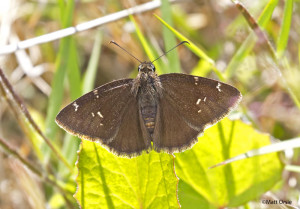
[[56, 41, 242, 157]]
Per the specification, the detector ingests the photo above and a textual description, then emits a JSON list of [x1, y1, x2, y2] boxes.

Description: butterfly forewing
[[56, 79, 152, 155], [56, 79, 131, 140], [153, 73, 242, 152]]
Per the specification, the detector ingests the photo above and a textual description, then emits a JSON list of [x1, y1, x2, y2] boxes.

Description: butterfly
[[56, 41, 242, 157]]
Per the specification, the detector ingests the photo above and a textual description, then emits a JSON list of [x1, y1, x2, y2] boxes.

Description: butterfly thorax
[[132, 62, 162, 137]]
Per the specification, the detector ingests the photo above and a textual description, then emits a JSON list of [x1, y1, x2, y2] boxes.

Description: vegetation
[[0, 0, 299, 208]]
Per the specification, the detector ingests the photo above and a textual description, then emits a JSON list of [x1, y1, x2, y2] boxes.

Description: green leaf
[[276, 0, 293, 57], [82, 30, 103, 94], [177, 180, 217, 209], [67, 38, 82, 100], [45, 0, 75, 148], [258, 0, 279, 27], [75, 140, 179, 209], [175, 118, 283, 208], [44, 35, 72, 141], [161, 0, 181, 73]]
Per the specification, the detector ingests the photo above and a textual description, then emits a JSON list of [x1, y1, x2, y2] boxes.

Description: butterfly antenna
[[109, 40, 142, 63], [151, 41, 189, 63]]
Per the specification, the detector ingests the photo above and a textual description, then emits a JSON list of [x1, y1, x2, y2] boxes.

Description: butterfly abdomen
[[139, 90, 158, 136], [141, 105, 156, 134]]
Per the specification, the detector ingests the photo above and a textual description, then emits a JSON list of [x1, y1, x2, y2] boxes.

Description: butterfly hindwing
[[153, 73, 242, 152], [153, 96, 199, 152], [106, 98, 152, 155]]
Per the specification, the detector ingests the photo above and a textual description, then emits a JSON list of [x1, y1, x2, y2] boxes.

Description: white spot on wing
[[216, 83, 222, 92], [97, 111, 103, 118], [194, 77, 199, 85], [94, 89, 99, 98], [73, 102, 79, 112], [100, 123, 103, 126], [91, 112, 95, 117], [196, 99, 201, 105], [198, 109, 202, 113], [203, 97, 207, 102]]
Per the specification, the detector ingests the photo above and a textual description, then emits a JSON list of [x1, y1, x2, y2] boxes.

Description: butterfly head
[[138, 62, 155, 73]]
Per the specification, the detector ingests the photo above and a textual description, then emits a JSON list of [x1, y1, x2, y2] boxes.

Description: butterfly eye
[[151, 64, 155, 72]]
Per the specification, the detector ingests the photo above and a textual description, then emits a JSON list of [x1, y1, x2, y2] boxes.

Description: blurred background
[[0, 0, 299, 208]]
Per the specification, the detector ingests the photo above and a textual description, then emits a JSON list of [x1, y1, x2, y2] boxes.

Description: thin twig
[[0, 67, 73, 171], [232, 1, 275, 58], [0, 0, 179, 56]]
